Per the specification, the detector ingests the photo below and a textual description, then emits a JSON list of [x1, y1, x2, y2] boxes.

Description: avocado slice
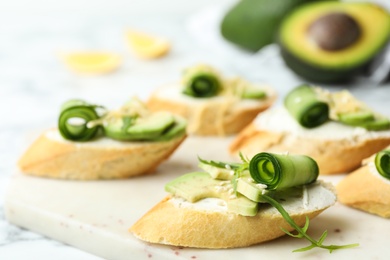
[[338, 111, 390, 130], [220, 0, 315, 52], [242, 88, 266, 99], [279, 1, 390, 83], [198, 162, 235, 180], [104, 113, 186, 141], [236, 178, 269, 203], [165, 172, 258, 216], [126, 112, 175, 139], [338, 111, 375, 125], [103, 116, 137, 141], [363, 118, 390, 131], [153, 117, 187, 141]]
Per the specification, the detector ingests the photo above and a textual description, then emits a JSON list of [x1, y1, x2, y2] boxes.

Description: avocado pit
[[308, 12, 361, 51]]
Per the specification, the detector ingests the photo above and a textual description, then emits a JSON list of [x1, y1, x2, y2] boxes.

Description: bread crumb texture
[[18, 129, 186, 180]]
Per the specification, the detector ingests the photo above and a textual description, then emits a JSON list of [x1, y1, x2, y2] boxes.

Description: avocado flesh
[[236, 178, 268, 203], [103, 116, 137, 141], [362, 118, 390, 131], [165, 172, 258, 216], [242, 88, 266, 99], [104, 113, 186, 141], [338, 111, 390, 130], [220, 0, 314, 52], [237, 178, 305, 205], [338, 111, 374, 124], [279, 2, 390, 83], [198, 162, 235, 180], [152, 117, 187, 141], [127, 112, 175, 138]]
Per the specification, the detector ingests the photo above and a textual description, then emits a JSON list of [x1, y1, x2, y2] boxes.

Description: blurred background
[[0, 0, 389, 258]]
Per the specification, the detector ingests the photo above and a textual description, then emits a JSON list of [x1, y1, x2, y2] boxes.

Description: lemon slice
[[125, 30, 171, 59], [61, 52, 122, 74]]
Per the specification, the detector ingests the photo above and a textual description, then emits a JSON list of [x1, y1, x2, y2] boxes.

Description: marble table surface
[[1, 0, 389, 259]]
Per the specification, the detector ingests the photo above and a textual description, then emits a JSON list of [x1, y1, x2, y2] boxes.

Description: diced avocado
[[127, 112, 175, 139], [198, 162, 235, 180], [279, 1, 390, 83], [236, 178, 269, 203], [165, 172, 258, 216]]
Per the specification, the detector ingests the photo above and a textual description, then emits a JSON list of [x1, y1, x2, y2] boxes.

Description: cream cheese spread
[[169, 181, 336, 214], [170, 197, 228, 212]]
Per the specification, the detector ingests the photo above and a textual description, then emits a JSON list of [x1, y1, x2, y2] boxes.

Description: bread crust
[[18, 129, 186, 180], [130, 181, 335, 248], [230, 123, 390, 175], [337, 165, 390, 218], [147, 85, 276, 136]]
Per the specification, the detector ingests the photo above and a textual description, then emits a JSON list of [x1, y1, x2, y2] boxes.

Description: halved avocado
[[220, 0, 315, 52], [279, 2, 390, 83]]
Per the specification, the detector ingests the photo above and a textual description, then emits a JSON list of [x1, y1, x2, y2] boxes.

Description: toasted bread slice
[[147, 84, 276, 136], [337, 163, 390, 218], [130, 181, 336, 248], [18, 129, 186, 180], [230, 108, 390, 174]]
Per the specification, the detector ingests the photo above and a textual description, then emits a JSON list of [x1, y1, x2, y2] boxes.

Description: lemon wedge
[[61, 52, 122, 74], [125, 30, 171, 59]]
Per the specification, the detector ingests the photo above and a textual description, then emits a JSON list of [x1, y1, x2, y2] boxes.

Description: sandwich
[[230, 84, 390, 174], [337, 146, 390, 218], [130, 152, 358, 251], [147, 64, 277, 136], [18, 98, 187, 180]]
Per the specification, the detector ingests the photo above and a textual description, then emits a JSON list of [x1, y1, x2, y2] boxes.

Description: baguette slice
[[130, 181, 336, 248], [147, 83, 276, 136], [337, 163, 390, 218], [230, 108, 390, 174], [18, 129, 186, 180]]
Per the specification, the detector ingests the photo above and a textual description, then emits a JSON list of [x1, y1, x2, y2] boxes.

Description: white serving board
[[4, 136, 390, 260]]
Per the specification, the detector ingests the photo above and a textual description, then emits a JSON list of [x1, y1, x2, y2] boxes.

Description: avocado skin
[[280, 46, 367, 83], [220, 0, 318, 52]]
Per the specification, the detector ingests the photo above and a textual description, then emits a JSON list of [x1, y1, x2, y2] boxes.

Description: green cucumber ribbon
[[375, 149, 390, 179], [284, 85, 329, 128], [249, 152, 319, 190], [58, 99, 102, 141], [182, 66, 222, 98]]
